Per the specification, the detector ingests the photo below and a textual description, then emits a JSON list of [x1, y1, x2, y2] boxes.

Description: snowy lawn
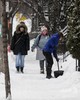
[[0, 39, 80, 100]]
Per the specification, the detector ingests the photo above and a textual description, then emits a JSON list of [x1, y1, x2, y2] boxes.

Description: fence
[[57, 26, 69, 62]]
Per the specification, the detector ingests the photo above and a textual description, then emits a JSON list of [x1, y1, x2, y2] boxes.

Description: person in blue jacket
[[43, 32, 63, 79]]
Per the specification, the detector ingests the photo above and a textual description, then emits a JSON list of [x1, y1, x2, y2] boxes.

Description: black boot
[[21, 67, 24, 73], [46, 67, 53, 79], [78, 67, 80, 71], [40, 69, 44, 74], [16, 66, 19, 72]]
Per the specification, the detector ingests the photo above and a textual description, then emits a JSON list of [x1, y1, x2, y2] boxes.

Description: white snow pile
[[0, 39, 80, 100]]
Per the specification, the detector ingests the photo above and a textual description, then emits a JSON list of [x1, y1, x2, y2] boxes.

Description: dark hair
[[19, 26, 25, 29], [58, 32, 64, 38], [43, 24, 50, 30], [20, 21, 25, 24], [19, 26, 25, 32]]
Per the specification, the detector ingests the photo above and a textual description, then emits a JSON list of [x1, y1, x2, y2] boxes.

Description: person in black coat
[[11, 22, 30, 73]]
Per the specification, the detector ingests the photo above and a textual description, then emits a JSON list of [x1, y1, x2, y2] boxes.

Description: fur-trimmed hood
[[15, 23, 28, 34]]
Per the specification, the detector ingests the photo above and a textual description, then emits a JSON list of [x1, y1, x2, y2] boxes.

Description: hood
[[16, 23, 28, 34]]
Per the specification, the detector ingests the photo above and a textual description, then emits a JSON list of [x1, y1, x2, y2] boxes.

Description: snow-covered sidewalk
[[0, 40, 80, 100]]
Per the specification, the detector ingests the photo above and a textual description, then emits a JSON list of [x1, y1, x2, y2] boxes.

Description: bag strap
[[37, 34, 51, 45], [37, 34, 41, 45], [15, 34, 23, 45]]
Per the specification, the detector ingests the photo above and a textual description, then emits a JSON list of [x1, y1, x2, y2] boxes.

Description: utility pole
[[1, 0, 11, 99]]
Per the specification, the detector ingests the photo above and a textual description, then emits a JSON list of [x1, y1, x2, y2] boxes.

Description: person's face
[[20, 27, 25, 32], [42, 29, 48, 35]]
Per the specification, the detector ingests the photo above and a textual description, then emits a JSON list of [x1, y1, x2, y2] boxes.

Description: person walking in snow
[[43, 32, 63, 79], [11, 22, 30, 73], [31, 25, 50, 74]]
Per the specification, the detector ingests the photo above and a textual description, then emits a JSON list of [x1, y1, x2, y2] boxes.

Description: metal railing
[[61, 25, 68, 36], [58, 25, 69, 62]]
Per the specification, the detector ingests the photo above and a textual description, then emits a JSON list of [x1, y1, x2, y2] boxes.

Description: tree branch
[[22, 0, 48, 24]]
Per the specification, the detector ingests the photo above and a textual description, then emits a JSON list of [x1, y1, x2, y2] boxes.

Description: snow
[[0, 39, 80, 100], [0, 18, 80, 100]]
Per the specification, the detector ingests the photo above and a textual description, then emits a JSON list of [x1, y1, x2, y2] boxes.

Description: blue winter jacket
[[43, 33, 60, 53]]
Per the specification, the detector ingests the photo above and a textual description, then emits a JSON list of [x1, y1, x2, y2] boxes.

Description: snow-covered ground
[[1, 18, 80, 100], [0, 39, 80, 100]]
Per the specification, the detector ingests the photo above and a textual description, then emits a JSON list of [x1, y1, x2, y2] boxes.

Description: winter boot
[[40, 69, 44, 74], [21, 67, 24, 73], [46, 75, 53, 79], [16, 66, 19, 72], [46, 67, 53, 79], [78, 67, 80, 71]]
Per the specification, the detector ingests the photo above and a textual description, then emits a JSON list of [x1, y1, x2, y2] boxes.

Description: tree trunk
[[1, 0, 11, 99], [8, 17, 13, 44], [78, 60, 80, 68]]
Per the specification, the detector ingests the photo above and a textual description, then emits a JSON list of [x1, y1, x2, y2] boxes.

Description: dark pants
[[39, 60, 47, 70], [39, 60, 44, 70], [43, 51, 53, 77]]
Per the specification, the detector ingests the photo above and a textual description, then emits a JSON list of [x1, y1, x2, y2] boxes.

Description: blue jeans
[[16, 53, 25, 68]]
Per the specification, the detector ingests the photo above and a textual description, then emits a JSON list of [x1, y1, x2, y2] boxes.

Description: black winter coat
[[11, 32, 30, 55]]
